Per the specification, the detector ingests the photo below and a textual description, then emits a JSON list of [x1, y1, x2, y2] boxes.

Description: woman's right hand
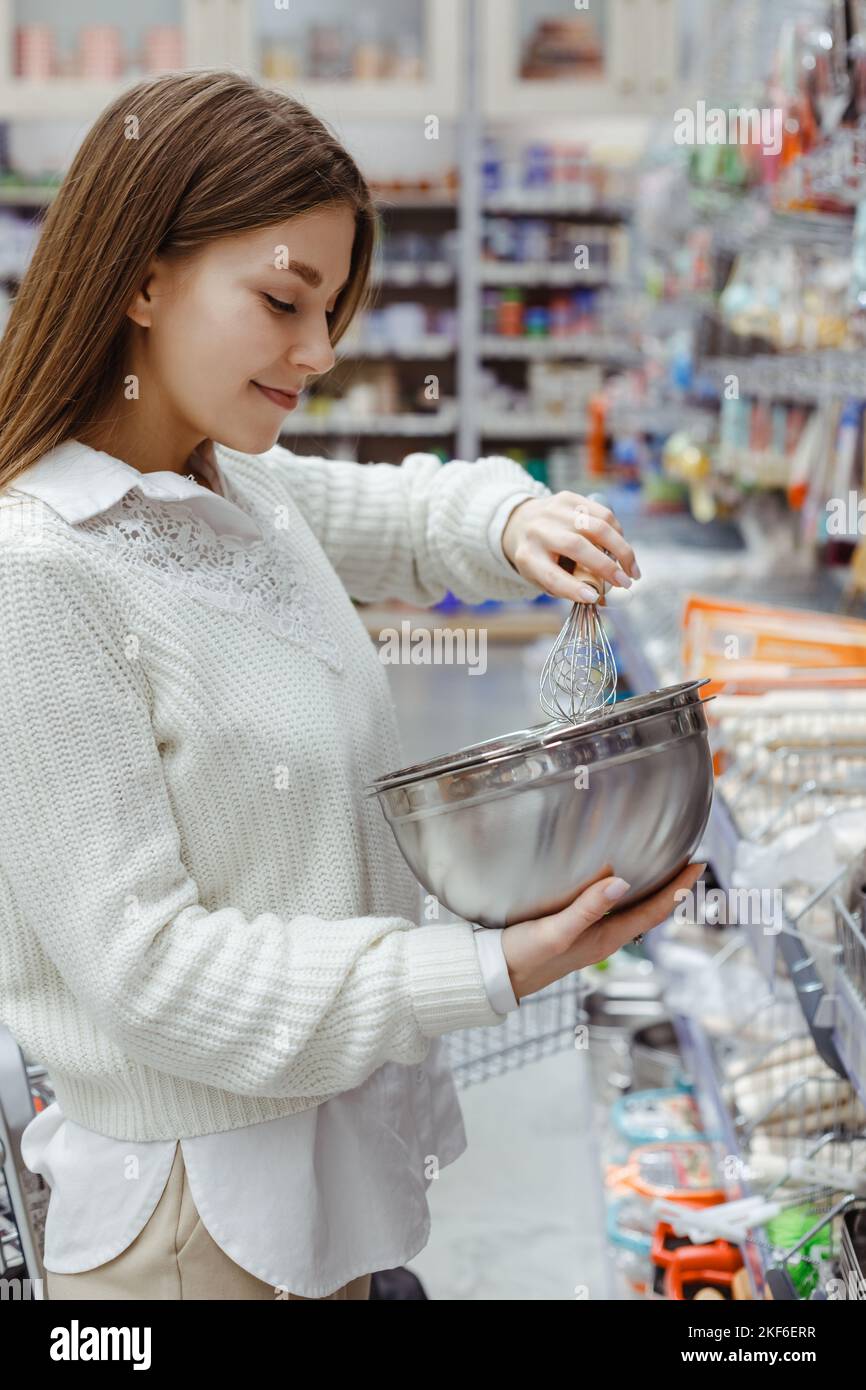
[[501, 861, 706, 1001]]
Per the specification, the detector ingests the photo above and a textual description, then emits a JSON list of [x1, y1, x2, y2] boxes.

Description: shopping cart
[[445, 971, 585, 1088], [0, 1025, 50, 1298]]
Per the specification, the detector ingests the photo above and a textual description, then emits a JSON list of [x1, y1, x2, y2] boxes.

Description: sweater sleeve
[[258, 443, 552, 605], [0, 539, 510, 1101]]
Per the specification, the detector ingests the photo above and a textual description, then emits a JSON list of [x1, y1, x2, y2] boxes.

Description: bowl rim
[[364, 678, 711, 792], [364, 698, 714, 810]]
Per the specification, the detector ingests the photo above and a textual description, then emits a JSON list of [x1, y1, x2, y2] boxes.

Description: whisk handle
[[557, 554, 602, 595]]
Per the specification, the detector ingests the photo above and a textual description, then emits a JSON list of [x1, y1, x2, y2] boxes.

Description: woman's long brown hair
[[0, 68, 377, 489]]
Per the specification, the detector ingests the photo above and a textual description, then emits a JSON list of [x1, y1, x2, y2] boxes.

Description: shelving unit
[[480, 0, 682, 118], [0, 1, 660, 469], [604, 576, 866, 1301]]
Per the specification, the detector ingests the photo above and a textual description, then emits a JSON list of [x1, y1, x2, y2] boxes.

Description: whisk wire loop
[[539, 595, 618, 725]]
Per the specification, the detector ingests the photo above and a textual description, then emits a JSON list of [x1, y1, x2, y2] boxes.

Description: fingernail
[[603, 878, 630, 902], [576, 583, 598, 602], [631, 561, 642, 579], [613, 567, 633, 588]]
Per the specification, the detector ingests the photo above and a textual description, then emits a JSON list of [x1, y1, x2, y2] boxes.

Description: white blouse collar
[[7, 439, 264, 543]]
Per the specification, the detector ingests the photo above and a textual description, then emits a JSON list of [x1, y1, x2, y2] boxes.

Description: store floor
[[383, 638, 614, 1299]]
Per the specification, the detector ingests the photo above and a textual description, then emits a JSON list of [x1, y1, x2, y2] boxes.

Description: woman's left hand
[[501, 491, 640, 602]]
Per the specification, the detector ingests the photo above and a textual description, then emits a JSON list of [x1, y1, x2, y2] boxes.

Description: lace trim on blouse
[[71, 480, 344, 673]]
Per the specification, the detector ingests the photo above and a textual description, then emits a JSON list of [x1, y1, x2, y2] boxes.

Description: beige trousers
[[45, 1142, 372, 1301]]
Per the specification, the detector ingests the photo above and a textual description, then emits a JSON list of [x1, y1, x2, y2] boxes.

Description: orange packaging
[[680, 594, 866, 697]]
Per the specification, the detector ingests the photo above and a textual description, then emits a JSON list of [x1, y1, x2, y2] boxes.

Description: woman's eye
[[263, 293, 296, 314]]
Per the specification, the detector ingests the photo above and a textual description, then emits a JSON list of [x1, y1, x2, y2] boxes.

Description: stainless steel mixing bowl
[[367, 679, 710, 791], [365, 696, 714, 927]]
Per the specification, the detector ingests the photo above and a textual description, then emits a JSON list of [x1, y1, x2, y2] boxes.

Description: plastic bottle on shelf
[[352, 14, 382, 79], [15, 23, 56, 79], [525, 458, 549, 485], [587, 395, 607, 476], [523, 142, 555, 190], [78, 25, 123, 79], [482, 136, 504, 196], [525, 305, 550, 337], [392, 31, 422, 81], [488, 216, 513, 260], [571, 288, 595, 333], [497, 287, 524, 336], [482, 289, 500, 335], [550, 294, 571, 337]]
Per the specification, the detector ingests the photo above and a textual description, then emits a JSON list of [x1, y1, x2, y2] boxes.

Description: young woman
[[0, 69, 702, 1301]]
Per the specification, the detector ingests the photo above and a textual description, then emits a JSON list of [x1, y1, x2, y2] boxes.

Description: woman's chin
[[216, 422, 284, 456]]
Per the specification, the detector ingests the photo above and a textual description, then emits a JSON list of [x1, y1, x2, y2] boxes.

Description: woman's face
[[127, 202, 356, 460]]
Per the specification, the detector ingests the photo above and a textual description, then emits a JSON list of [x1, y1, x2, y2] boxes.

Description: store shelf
[[358, 601, 563, 643], [373, 191, 457, 210], [483, 195, 632, 218], [0, 77, 135, 119], [336, 336, 455, 360], [0, 182, 59, 206], [283, 409, 458, 437], [373, 263, 455, 287], [834, 971, 866, 1115], [480, 263, 620, 287], [605, 590, 862, 1093], [480, 335, 641, 363], [643, 926, 769, 1299], [479, 413, 588, 439]]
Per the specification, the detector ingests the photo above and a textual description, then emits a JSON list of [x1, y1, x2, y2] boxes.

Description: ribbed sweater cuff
[[451, 460, 552, 597], [407, 922, 508, 1036]]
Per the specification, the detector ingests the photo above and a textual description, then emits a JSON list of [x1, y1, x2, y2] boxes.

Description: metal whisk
[[539, 557, 618, 725]]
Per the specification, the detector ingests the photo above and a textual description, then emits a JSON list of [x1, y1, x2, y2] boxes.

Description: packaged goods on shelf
[[680, 593, 866, 695], [481, 135, 632, 207], [14, 21, 185, 79], [481, 284, 602, 338], [481, 216, 628, 274], [258, 18, 422, 83], [519, 17, 604, 81]]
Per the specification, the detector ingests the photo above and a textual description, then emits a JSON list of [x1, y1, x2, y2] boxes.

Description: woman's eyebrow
[[276, 261, 349, 296], [285, 260, 322, 288]]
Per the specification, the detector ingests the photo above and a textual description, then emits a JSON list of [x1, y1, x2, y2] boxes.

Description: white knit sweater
[[0, 439, 550, 1141]]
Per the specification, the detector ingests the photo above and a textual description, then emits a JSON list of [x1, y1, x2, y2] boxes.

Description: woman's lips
[[252, 381, 300, 410]]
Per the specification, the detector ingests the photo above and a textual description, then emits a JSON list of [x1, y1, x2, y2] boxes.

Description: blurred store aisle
[[383, 642, 613, 1300]]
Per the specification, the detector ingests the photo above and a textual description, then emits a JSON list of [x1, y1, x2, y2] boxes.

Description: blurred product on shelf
[[371, 170, 459, 200], [481, 284, 606, 339], [301, 362, 401, 419], [481, 216, 628, 274], [482, 135, 632, 207], [718, 242, 852, 349], [479, 361, 603, 420], [258, 17, 423, 83], [14, 22, 185, 79], [379, 227, 459, 269], [519, 16, 604, 82], [142, 26, 185, 73], [680, 594, 866, 696], [338, 301, 456, 353], [14, 23, 54, 80]]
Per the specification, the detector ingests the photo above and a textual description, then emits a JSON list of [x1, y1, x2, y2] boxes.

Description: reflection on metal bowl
[[366, 694, 714, 928]]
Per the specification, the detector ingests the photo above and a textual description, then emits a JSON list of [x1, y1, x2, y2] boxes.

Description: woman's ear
[[125, 255, 162, 328]]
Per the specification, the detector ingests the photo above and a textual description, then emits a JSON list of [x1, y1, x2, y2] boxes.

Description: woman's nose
[[293, 326, 336, 377]]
